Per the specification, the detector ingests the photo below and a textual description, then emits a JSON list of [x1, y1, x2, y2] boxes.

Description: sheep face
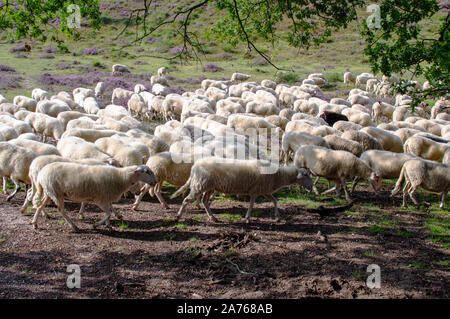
[[369, 172, 382, 192], [133, 165, 157, 186], [297, 168, 313, 191]]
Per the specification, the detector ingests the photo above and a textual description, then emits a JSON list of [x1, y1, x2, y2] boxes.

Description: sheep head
[[296, 168, 313, 191], [133, 165, 157, 186]]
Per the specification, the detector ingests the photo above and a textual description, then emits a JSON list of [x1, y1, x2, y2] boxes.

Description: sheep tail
[[391, 164, 406, 197], [170, 177, 191, 199]]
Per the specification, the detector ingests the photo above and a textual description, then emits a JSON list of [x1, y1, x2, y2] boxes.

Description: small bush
[[0, 64, 16, 73], [202, 63, 223, 73], [274, 71, 299, 84]]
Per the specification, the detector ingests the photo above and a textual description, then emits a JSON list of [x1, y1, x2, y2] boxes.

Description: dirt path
[[0, 190, 448, 299]]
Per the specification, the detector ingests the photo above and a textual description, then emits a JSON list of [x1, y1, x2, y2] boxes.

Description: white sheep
[[57, 111, 99, 129], [372, 101, 395, 122], [0, 123, 18, 140], [73, 88, 95, 98], [32, 164, 156, 230], [127, 93, 147, 118], [36, 99, 72, 117], [126, 129, 170, 156], [158, 67, 167, 77], [111, 88, 134, 105], [0, 142, 36, 201], [403, 136, 450, 162], [294, 145, 379, 200], [9, 138, 60, 156], [171, 157, 313, 222], [31, 88, 50, 102], [341, 130, 383, 152], [231, 72, 251, 83], [344, 71, 356, 85], [323, 134, 364, 157], [112, 64, 131, 74], [83, 97, 100, 115], [94, 82, 105, 98], [361, 127, 404, 153], [0, 115, 33, 135], [352, 150, 417, 193], [391, 159, 449, 209], [24, 113, 64, 141], [95, 137, 144, 167], [281, 131, 330, 164], [13, 96, 37, 111], [132, 151, 196, 210]]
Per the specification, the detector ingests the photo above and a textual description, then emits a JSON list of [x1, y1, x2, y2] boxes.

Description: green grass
[[352, 270, 366, 280], [368, 225, 387, 235], [424, 215, 450, 248], [219, 212, 242, 222], [362, 250, 375, 257]]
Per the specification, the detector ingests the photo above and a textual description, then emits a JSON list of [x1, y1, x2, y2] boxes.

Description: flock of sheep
[[0, 64, 449, 233]]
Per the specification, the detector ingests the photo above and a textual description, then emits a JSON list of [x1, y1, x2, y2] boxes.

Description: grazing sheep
[[333, 120, 363, 132], [394, 128, 423, 144], [0, 142, 36, 201], [31, 88, 50, 102], [111, 88, 134, 105], [323, 134, 364, 157], [391, 159, 450, 209], [82, 97, 100, 115], [282, 131, 330, 164], [9, 138, 60, 156], [0, 102, 25, 114], [66, 117, 106, 131], [0, 94, 6, 104], [128, 93, 148, 118], [341, 130, 383, 152], [132, 152, 196, 210], [0, 124, 18, 140], [57, 136, 120, 166], [403, 136, 450, 162], [61, 128, 124, 143], [158, 67, 167, 77], [112, 64, 131, 74], [372, 101, 395, 122], [294, 145, 379, 200], [344, 71, 356, 85], [95, 137, 144, 167], [14, 110, 32, 121], [231, 72, 251, 83], [150, 75, 169, 87], [24, 113, 64, 141], [171, 157, 313, 222], [13, 96, 37, 111], [36, 99, 71, 117], [126, 129, 170, 156], [291, 113, 327, 126], [352, 150, 417, 193], [94, 82, 105, 98], [100, 104, 129, 120], [96, 117, 129, 132], [0, 115, 33, 135], [32, 164, 156, 230], [245, 101, 279, 116], [265, 115, 289, 130], [361, 127, 404, 153], [57, 111, 99, 129], [152, 83, 170, 96]]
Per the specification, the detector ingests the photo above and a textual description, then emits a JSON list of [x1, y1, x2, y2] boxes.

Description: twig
[[226, 258, 256, 276]]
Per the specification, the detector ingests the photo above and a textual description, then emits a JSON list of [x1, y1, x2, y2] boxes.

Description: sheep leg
[[408, 186, 420, 206], [132, 184, 150, 211], [20, 188, 34, 214], [402, 181, 411, 207], [201, 191, 218, 223], [244, 196, 256, 224], [78, 202, 85, 219], [2, 177, 7, 194], [322, 184, 337, 196], [270, 194, 281, 222], [6, 179, 21, 201], [32, 194, 49, 229], [57, 198, 79, 232], [440, 192, 447, 209], [94, 205, 113, 229], [176, 193, 195, 221], [351, 176, 361, 194], [340, 178, 352, 201], [155, 183, 170, 209]]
